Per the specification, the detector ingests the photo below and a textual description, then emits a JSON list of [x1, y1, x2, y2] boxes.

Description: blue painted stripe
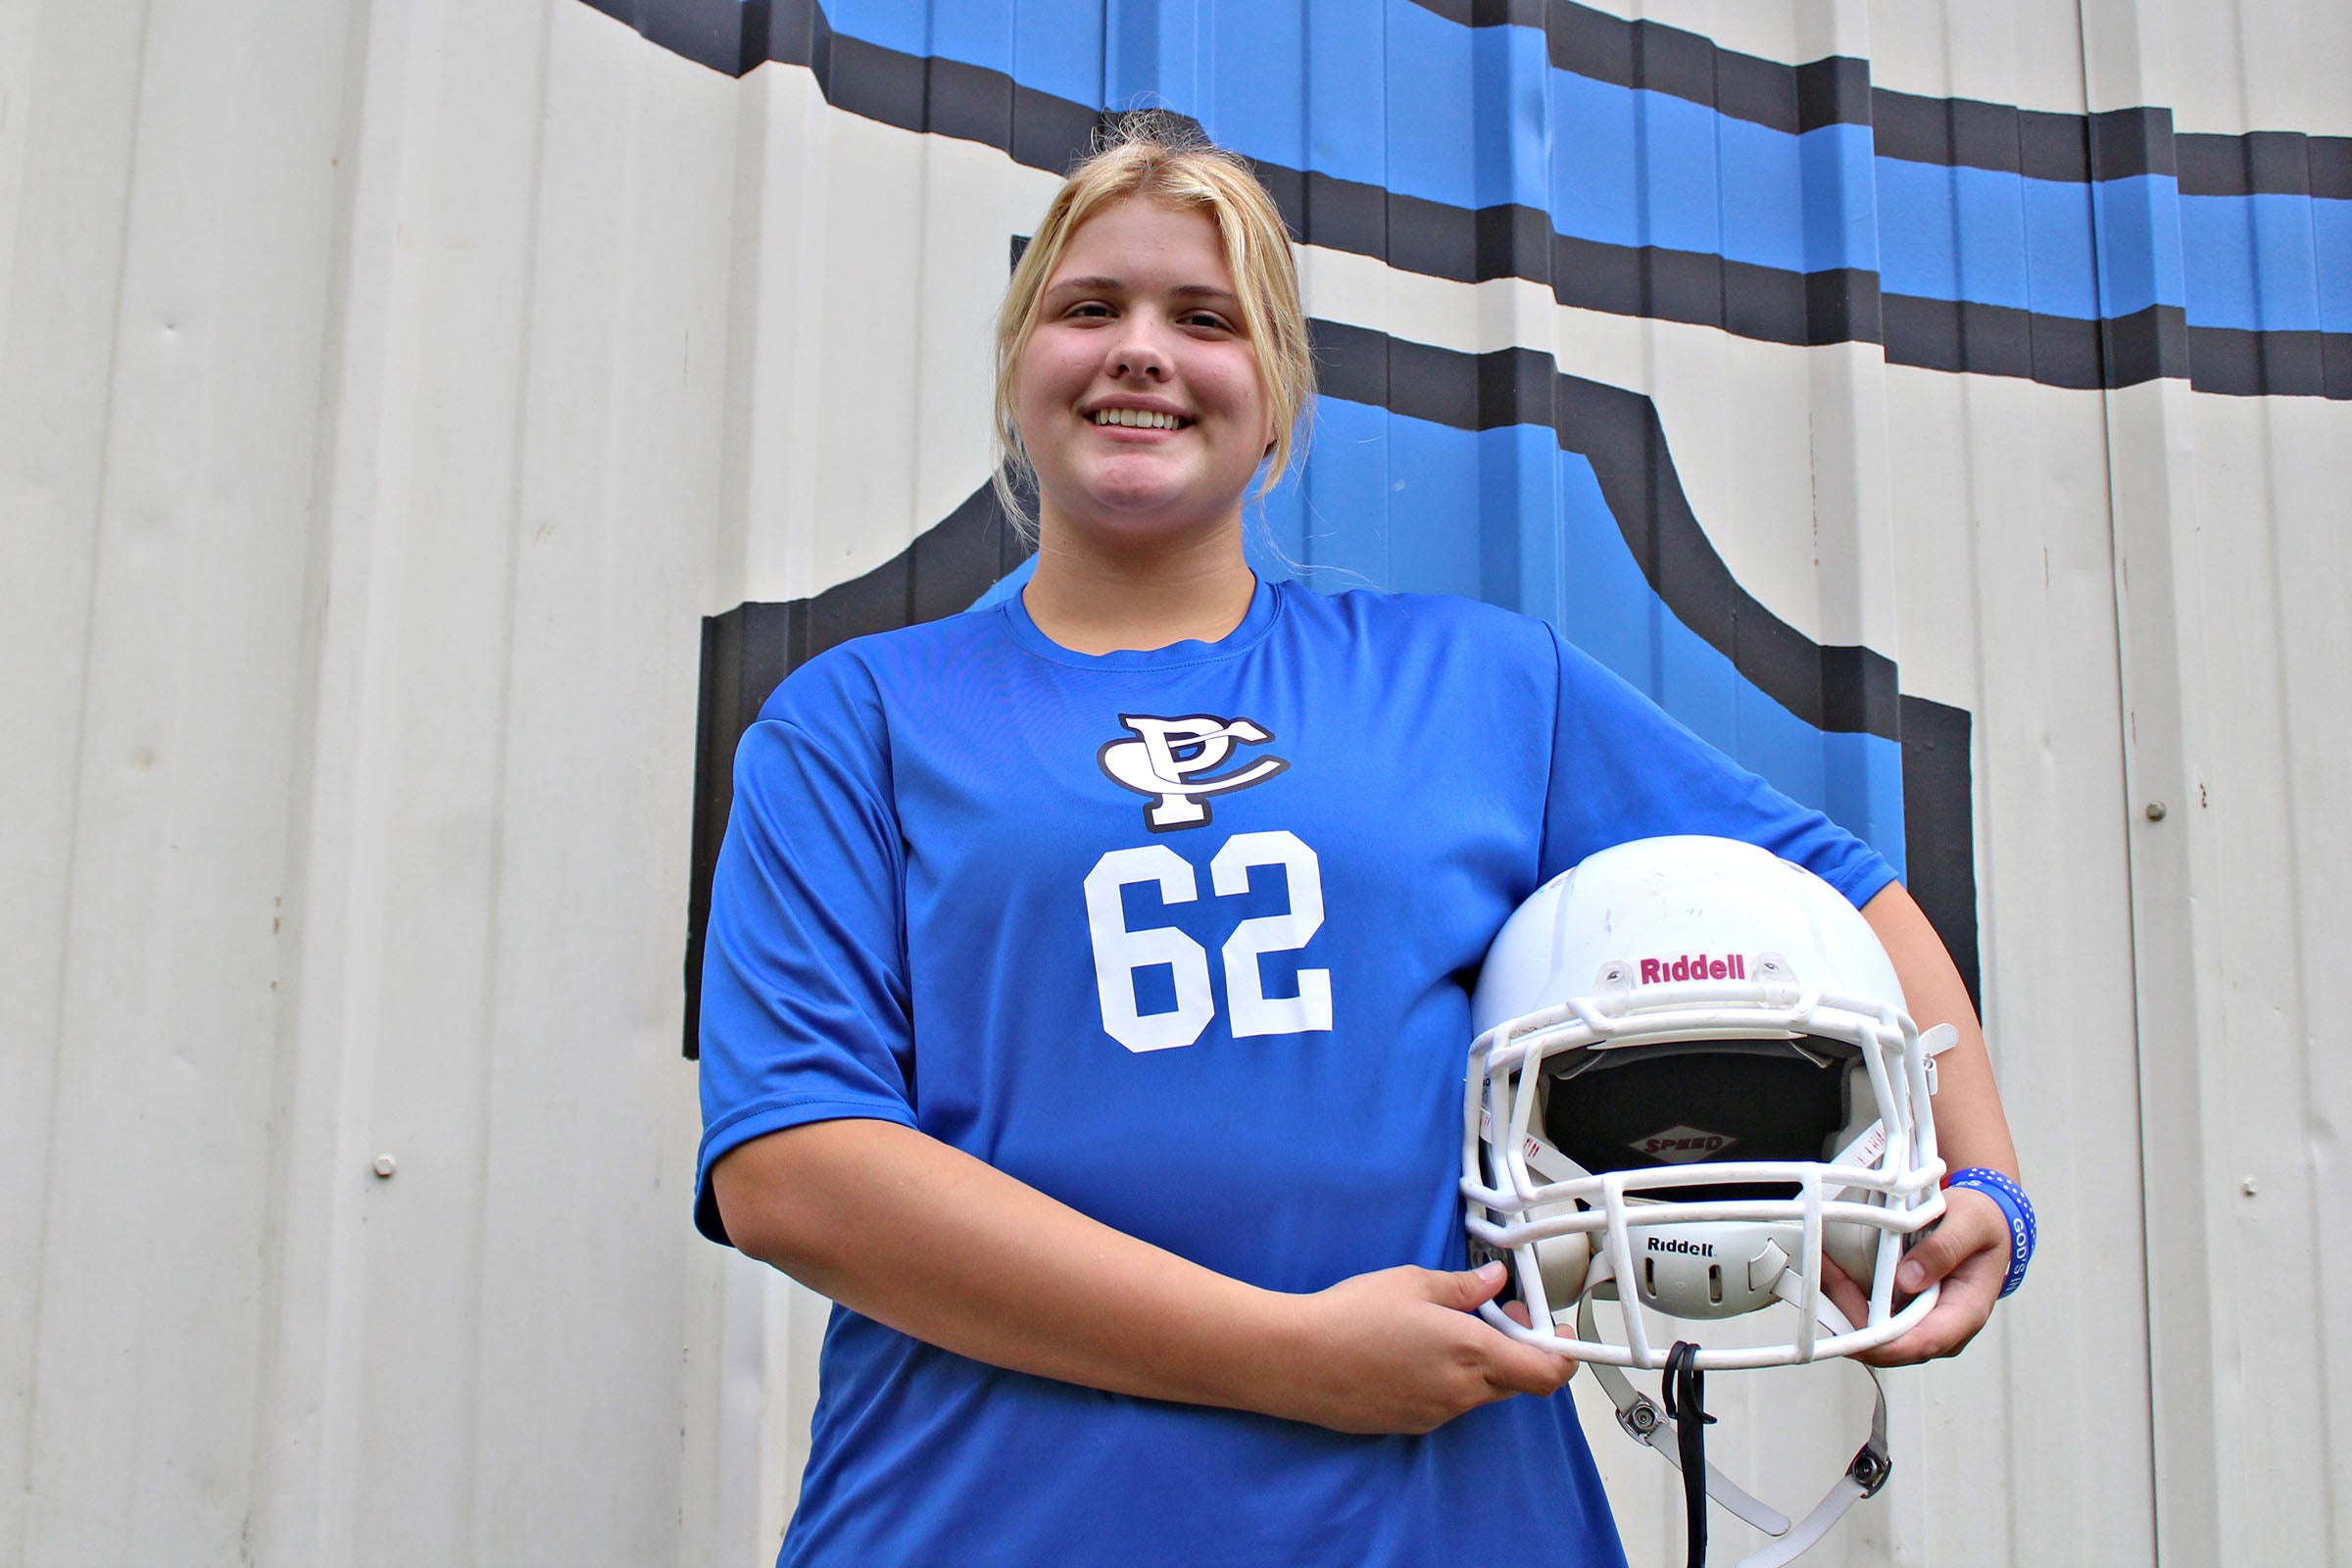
[[2092, 175, 2188, 322], [2181, 192, 2352, 333], [813, 0, 2332, 344], [1544, 75, 1886, 276], [1878, 161, 2099, 319]]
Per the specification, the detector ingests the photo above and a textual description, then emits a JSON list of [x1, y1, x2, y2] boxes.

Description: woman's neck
[[1020, 517, 1257, 655]]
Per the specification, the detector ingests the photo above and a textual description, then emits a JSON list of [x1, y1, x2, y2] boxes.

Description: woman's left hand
[[1822, 1185, 2010, 1365]]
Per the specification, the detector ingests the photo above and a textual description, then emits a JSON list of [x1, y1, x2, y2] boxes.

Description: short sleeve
[[694, 701, 917, 1246], [1537, 627, 1897, 908]]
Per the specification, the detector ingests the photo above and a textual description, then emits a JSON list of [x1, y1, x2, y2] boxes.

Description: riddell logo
[[1647, 1236, 1716, 1257], [1639, 953, 1748, 984]]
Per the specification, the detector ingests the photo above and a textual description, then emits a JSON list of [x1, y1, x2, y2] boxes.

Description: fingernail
[[1476, 1260, 1505, 1280], [1897, 1260, 1926, 1292]]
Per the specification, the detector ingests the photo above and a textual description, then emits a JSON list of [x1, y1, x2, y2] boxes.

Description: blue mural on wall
[[659, 0, 2350, 1050], [590, 0, 2351, 392]]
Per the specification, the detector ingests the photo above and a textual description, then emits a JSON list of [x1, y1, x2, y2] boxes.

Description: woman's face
[[1012, 196, 1274, 549]]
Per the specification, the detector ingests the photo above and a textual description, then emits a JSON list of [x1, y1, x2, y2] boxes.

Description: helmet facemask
[[1540, 1037, 1887, 1313], [1465, 964, 1943, 1369], [1464, 852, 1946, 1371]]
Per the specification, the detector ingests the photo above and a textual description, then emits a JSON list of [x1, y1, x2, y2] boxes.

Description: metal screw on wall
[[373, 1153, 398, 1178], [2144, 802, 2167, 821]]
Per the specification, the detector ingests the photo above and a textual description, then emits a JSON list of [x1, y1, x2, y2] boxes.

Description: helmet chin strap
[[1577, 1279, 1892, 1568], [1662, 1343, 1714, 1568]]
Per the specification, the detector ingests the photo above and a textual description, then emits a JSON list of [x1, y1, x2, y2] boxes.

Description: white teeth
[[1093, 409, 1182, 429]]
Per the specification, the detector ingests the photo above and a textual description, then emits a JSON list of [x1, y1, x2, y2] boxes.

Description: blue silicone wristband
[[1944, 1167, 2034, 1298]]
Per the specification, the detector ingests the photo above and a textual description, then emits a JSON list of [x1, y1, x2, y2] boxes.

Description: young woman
[[695, 124, 2021, 1566]]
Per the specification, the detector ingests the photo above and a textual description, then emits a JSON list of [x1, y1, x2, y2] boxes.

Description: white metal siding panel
[[5, 0, 742, 1562], [0, 1, 148, 1553], [246, 4, 735, 1563], [1869, 0, 2093, 121], [6, 0, 354, 1560], [720, 69, 1056, 604], [2151, 387, 2352, 1566], [1889, 363, 2158, 1566], [2071, 0, 2352, 1557], [2147, 0, 2352, 135], [466, 8, 735, 1562]]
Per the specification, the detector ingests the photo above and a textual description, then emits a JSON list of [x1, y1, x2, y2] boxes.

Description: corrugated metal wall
[[3, 1, 2344, 1564]]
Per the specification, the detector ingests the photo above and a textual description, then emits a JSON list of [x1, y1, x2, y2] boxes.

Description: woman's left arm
[[1834, 880, 2022, 1364]]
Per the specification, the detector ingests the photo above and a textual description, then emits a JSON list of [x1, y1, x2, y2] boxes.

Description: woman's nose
[[1107, 315, 1171, 379]]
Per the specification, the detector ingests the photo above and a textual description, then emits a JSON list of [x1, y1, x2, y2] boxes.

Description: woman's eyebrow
[[1046, 276, 1238, 303]]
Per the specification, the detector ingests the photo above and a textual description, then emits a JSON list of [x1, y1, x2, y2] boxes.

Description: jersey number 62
[[1081, 829, 1332, 1053]]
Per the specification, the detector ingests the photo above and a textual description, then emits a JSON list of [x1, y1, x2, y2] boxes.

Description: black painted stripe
[[585, 0, 2352, 197], [576, 0, 763, 75], [1410, 0, 2347, 195], [2182, 325, 2352, 400], [612, 2, 1998, 1054], [1886, 298, 2199, 391], [1872, 95, 2134, 185], [1899, 694, 1980, 1010], [680, 471, 1981, 1055], [575, 0, 2343, 401], [2177, 130, 2352, 200], [1308, 318, 1901, 740], [678, 314, 1904, 750], [682, 485, 1036, 1055], [1409, 0, 1868, 136], [1437, 0, 2179, 183], [675, 315, 2008, 1052]]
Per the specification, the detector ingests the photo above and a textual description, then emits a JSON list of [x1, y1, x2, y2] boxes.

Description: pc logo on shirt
[[1098, 712, 1289, 831]]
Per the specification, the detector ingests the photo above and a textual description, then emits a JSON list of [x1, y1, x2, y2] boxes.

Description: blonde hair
[[992, 116, 1314, 530]]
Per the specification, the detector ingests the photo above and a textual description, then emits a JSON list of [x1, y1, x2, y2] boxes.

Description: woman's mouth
[[1089, 408, 1191, 430]]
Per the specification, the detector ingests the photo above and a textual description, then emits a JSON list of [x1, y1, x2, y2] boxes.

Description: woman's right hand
[[1263, 1260, 1577, 1435], [716, 1121, 1573, 1437]]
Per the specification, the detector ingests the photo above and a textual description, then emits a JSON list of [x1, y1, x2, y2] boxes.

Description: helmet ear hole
[[1827, 1055, 1878, 1163], [1825, 1220, 1880, 1290], [1533, 1231, 1591, 1309]]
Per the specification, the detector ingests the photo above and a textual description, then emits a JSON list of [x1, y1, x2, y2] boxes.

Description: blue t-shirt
[[697, 576, 1893, 1567]]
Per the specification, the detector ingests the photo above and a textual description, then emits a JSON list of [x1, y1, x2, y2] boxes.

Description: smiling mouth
[[1090, 408, 1191, 430]]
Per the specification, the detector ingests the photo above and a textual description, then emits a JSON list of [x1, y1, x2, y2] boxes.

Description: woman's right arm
[[710, 1117, 1574, 1436]]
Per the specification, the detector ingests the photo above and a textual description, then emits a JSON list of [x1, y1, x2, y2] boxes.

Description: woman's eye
[[1184, 312, 1234, 332], [1066, 301, 1113, 319]]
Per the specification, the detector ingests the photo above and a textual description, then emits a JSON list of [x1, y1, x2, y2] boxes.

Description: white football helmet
[[1462, 835, 1951, 1566]]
